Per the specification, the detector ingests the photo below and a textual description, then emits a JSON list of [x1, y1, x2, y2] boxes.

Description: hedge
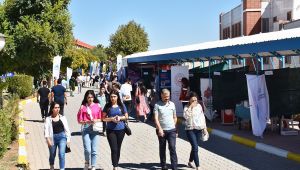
[[0, 95, 19, 158], [6, 75, 33, 99]]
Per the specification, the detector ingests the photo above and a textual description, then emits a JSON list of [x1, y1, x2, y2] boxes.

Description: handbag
[[86, 104, 102, 132], [65, 145, 71, 153], [124, 121, 132, 136], [201, 129, 209, 142]]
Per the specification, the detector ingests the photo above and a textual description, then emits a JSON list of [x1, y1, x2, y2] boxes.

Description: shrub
[[7, 75, 33, 99], [0, 95, 19, 158]]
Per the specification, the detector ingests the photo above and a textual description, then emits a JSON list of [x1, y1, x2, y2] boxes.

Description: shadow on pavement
[[119, 162, 188, 170], [71, 131, 82, 136], [40, 169, 104, 170]]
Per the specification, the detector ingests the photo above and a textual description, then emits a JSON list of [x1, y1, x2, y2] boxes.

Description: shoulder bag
[[86, 105, 102, 132], [120, 105, 132, 136]]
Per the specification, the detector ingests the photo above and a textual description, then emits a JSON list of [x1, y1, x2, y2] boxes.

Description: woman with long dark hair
[[179, 77, 190, 109], [77, 90, 102, 170], [102, 90, 129, 170], [183, 92, 207, 170], [135, 81, 150, 122], [45, 102, 71, 170]]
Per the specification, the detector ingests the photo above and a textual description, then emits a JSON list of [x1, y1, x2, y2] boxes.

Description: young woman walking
[[44, 102, 71, 170], [183, 92, 208, 170], [102, 90, 129, 170], [77, 90, 102, 170]]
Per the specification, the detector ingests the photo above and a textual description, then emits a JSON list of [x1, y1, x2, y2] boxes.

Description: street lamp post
[[0, 33, 6, 109]]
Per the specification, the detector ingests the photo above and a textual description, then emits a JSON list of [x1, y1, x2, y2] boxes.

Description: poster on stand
[[171, 66, 189, 117], [200, 78, 214, 121], [159, 70, 171, 90], [246, 74, 269, 137]]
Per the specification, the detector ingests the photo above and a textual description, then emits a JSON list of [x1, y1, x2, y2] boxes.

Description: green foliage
[[91, 44, 108, 62], [0, 81, 8, 91], [0, 95, 19, 158], [0, 0, 73, 78], [109, 20, 149, 58], [63, 48, 98, 70], [6, 74, 33, 99]]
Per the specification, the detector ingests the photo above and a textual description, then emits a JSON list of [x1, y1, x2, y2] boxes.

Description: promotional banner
[[171, 66, 189, 116], [159, 70, 171, 89], [246, 74, 270, 137], [200, 78, 214, 120], [52, 55, 62, 80], [117, 54, 122, 72], [67, 67, 72, 82]]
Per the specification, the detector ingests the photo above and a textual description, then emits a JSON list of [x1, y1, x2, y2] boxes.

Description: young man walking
[[37, 80, 50, 121], [51, 78, 67, 115]]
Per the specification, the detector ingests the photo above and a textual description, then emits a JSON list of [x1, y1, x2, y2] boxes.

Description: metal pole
[[260, 56, 264, 70], [228, 59, 232, 69], [281, 56, 285, 68]]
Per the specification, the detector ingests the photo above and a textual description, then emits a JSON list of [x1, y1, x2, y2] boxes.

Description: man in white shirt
[[120, 78, 133, 114]]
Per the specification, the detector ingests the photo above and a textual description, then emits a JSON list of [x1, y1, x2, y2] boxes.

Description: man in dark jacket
[[37, 80, 50, 120]]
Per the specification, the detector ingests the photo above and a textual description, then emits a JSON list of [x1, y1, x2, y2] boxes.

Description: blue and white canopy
[[123, 28, 300, 64]]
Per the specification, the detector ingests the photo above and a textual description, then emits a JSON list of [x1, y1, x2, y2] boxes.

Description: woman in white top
[[183, 92, 208, 170], [44, 102, 71, 170]]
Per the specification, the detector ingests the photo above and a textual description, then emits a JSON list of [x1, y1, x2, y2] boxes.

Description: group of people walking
[[38, 76, 208, 170]]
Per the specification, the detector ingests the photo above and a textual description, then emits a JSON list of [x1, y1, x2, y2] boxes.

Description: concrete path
[[23, 88, 298, 170]]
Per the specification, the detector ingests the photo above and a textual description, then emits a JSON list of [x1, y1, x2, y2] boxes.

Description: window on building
[[237, 22, 241, 36], [287, 11, 292, 21], [262, 18, 269, 33], [223, 27, 230, 39], [273, 16, 278, 22], [285, 56, 292, 64]]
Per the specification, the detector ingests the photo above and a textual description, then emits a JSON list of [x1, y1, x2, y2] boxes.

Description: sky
[[69, 0, 241, 50], [0, 0, 242, 51]]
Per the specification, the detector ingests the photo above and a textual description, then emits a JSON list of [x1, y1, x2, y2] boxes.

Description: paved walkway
[[24, 88, 249, 170]]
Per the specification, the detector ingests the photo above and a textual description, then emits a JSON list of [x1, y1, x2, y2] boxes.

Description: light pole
[[0, 33, 6, 109]]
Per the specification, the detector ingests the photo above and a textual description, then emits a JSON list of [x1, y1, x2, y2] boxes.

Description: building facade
[[74, 39, 95, 50], [220, 0, 300, 69]]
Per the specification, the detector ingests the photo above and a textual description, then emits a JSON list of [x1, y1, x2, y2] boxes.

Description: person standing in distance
[[37, 80, 51, 121], [154, 89, 178, 170], [51, 78, 67, 115]]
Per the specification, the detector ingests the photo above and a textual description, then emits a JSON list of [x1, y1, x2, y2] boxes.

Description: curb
[[18, 97, 36, 168], [177, 118, 300, 163], [207, 127, 300, 163]]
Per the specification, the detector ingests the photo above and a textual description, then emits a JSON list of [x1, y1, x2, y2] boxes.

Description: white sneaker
[[50, 165, 54, 170], [91, 167, 96, 170], [84, 163, 89, 170]]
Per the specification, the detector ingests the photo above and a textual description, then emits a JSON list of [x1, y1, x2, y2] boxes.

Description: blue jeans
[[186, 129, 201, 167], [49, 132, 67, 169], [82, 125, 100, 167], [157, 128, 178, 170]]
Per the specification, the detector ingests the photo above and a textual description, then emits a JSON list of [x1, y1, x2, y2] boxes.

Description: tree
[[109, 20, 149, 57], [91, 44, 108, 62], [0, 0, 73, 78], [63, 47, 98, 71]]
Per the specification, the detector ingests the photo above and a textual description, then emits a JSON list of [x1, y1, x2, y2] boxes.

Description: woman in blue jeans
[[183, 92, 208, 170], [77, 90, 102, 170], [44, 102, 71, 170]]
